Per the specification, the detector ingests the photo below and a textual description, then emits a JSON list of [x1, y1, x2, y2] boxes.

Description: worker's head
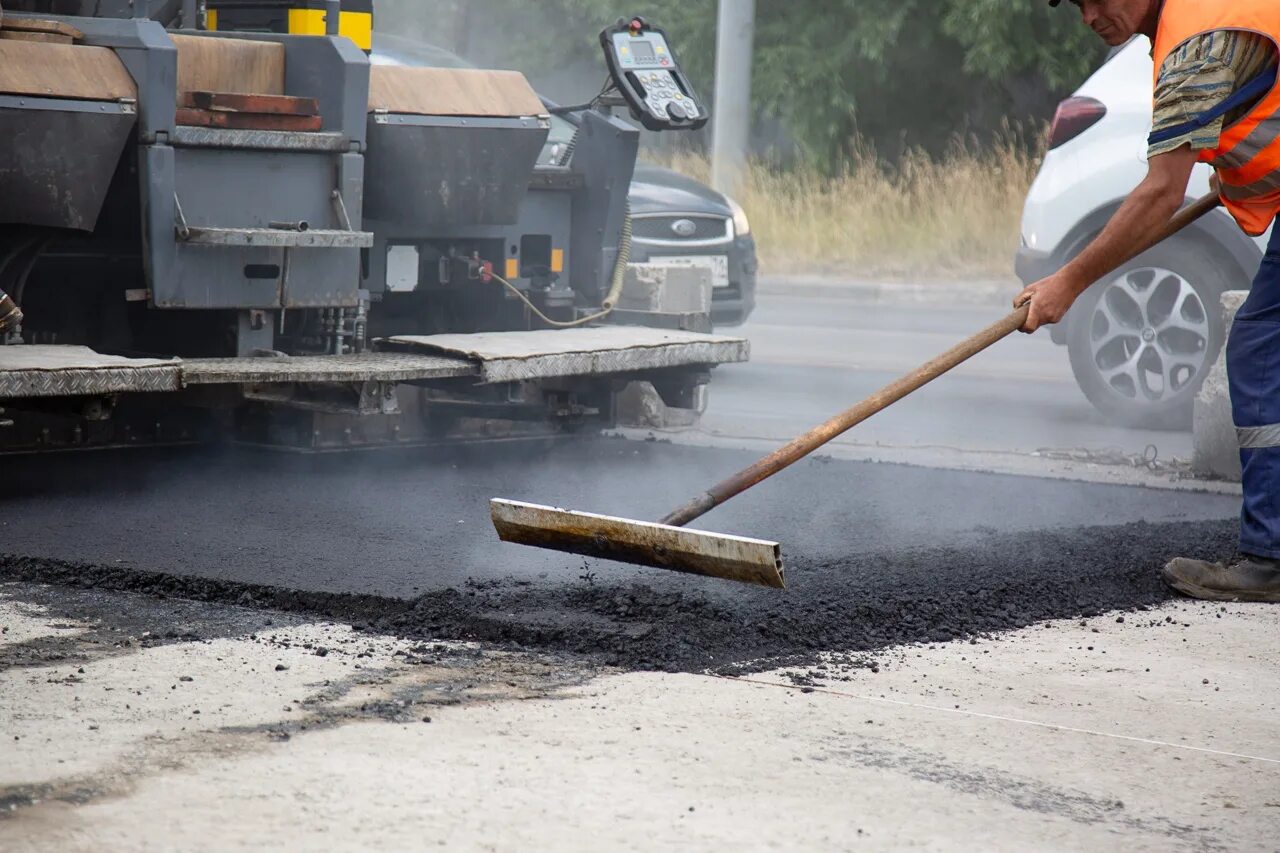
[[1047, 0, 1162, 46]]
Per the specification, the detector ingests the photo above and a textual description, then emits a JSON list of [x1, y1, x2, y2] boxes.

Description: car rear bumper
[[711, 283, 755, 327]]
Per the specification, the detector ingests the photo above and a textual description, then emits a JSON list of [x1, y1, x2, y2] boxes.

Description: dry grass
[[652, 135, 1042, 279]]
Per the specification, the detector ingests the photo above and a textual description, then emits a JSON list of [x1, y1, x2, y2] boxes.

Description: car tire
[[1066, 240, 1227, 430]]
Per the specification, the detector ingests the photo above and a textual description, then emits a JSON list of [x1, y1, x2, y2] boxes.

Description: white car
[[1017, 37, 1271, 428]]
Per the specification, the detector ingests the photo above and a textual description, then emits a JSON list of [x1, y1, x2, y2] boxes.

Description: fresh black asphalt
[[0, 440, 1241, 671]]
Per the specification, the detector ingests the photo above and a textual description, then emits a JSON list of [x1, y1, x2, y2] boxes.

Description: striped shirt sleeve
[[1149, 30, 1277, 159]]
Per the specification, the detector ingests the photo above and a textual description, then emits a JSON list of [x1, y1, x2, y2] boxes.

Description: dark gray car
[[628, 164, 758, 327]]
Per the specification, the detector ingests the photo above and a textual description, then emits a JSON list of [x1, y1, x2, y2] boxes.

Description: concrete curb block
[[757, 275, 1017, 307], [1193, 291, 1247, 482]]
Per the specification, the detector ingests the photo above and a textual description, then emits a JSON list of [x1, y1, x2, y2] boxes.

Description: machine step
[[0, 346, 181, 399], [379, 327, 750, 383], [0, 347, 473, 399], [0, 328, 749, 399]]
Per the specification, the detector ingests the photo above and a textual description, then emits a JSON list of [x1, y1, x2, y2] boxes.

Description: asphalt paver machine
[[0, 2, 742, 451]]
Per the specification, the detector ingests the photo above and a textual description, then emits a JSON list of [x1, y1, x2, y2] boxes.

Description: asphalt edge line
[[614, 427, 1244, 494], [612, 428, 1243, 497], [710, 674, 1280, 766]]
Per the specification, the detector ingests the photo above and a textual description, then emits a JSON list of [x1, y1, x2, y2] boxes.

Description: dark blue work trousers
[[1230, 222, 1280, 558]]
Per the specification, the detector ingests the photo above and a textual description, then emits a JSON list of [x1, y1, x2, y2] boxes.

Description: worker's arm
[[1014, 144, 1200, 334]]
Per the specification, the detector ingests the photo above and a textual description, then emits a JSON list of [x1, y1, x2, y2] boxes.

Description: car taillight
[[1048, 97, 1107, 150]]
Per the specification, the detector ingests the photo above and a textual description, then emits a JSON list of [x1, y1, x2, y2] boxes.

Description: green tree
[[378, 0, 1106, 166]]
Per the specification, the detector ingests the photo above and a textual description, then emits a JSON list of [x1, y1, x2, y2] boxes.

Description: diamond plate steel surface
[[382, 328, 749, 384], [181, 352, 476, 386], [0, 346, 181, 399]]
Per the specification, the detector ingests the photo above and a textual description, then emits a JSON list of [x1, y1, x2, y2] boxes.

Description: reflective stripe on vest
[[1153, 0, 1280, 236], [1237, 423, 1280, 450]]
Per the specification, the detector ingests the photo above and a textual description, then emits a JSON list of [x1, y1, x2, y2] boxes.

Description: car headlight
[[727, 196, 751, 238]]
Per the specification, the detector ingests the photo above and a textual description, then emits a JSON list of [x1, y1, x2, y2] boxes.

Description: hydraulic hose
[[493, 200, 633, 328], [600, 199, 632, 311]]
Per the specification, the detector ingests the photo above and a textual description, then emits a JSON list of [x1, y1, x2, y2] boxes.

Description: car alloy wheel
[[1087, 266, 1211, 404], [1066, 241, 1228, 430]]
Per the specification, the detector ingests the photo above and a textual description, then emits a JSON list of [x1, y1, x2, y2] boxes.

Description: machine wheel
[[1066, 241, 1227, 430]]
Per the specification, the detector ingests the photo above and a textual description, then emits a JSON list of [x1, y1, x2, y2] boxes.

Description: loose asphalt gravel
[[0, 439, 1242, 672]]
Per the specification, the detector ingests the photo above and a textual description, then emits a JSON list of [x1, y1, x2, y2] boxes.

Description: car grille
[[631, 214, 732, 246]]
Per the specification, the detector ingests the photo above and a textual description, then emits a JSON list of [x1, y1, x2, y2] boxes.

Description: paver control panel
[[602, 17, 709, 132]]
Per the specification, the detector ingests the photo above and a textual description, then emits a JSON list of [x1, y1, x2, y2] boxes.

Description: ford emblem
[[671, 218, 698, 238]]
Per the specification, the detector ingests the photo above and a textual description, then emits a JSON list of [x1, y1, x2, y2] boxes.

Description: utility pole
[[711, 0, 755, 196]]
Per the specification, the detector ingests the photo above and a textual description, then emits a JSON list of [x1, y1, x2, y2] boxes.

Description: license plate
[[653, 255, 730, 288]]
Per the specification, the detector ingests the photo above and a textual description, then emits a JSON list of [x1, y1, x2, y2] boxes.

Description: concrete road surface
[[3, 584, 1277, 851]]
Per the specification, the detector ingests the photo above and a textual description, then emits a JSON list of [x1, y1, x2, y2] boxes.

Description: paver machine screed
[[0, 1, 741, 452]]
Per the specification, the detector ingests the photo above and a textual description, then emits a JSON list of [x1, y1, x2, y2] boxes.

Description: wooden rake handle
[[660, 192, 1223, 528]]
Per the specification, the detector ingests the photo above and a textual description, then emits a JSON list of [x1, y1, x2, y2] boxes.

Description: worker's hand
[[1210, 171, 1222, 198], [1014, 271, 1082, 334]]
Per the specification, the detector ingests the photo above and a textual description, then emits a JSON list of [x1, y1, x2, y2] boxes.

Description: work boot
[[1162, 554, 1280, 602], [0, 291, 20, 336]]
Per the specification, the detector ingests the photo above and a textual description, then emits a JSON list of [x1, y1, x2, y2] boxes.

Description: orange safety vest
[[1154, 0, 1280, 236]]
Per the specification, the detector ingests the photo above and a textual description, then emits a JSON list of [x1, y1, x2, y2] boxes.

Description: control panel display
[[630, 39, 657, 63], [601, 17, 709, 132]]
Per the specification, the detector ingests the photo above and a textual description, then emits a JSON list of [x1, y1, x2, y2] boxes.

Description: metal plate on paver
[[0, 346, 181, 399], [181, 352, 476, 386], [180, 227, 375, 249], [380, 328, 749, 383], [169, 127, 350, 152]]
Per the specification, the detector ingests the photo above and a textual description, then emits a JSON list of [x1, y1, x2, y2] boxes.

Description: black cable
[[548, 77, 619, 116], [548, 102, 598, 116]]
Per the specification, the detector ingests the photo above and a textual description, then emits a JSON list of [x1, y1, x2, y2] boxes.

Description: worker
[[0, 288, 19, 336], [1019, 0, 1280, 602]]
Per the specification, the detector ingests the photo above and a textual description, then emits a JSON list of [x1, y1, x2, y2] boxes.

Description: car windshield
[[370, 33, 577, 167]]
